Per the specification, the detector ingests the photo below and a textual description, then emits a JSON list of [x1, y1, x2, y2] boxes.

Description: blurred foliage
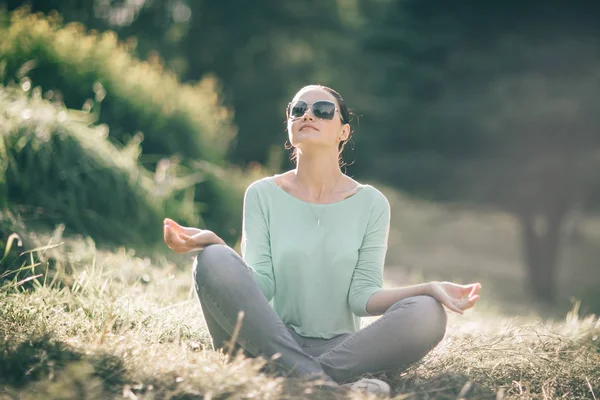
[[0, 7, 235, 164], [100, 0, 357, 168], [358, 0, 600, 302], [0, 1, 358, 169], [360, 0, 600, 203], [0, 8, 272, 245], [0, 84, 199, 250]]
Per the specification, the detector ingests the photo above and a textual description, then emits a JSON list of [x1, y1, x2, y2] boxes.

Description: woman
[[163, 84, 481, 397]]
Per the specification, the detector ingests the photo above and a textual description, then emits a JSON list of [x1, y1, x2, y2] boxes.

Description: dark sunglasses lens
[[289, 101, 307, 118], [312, 101, 336, 120]]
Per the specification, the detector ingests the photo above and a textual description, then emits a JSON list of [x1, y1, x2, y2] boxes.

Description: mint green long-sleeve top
[[240, 177, 391, 339]]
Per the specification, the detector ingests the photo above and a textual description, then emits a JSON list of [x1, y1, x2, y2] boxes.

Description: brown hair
[[285, 84, 355, 167]]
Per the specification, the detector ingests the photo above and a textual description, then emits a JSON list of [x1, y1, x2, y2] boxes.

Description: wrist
[[424, 281, 437, 297], [211, 232, 226, 246]]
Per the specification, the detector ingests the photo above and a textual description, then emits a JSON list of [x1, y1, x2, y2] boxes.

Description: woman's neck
[[294, 150, 343, 198]]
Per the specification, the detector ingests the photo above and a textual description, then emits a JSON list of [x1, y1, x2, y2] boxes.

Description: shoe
[[340, 378, 391, 397]]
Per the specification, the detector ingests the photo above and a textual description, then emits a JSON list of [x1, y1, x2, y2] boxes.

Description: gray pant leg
[[196, 287, 252, 358], [193, 244, 333, 382], [316, 295, 447, 383]]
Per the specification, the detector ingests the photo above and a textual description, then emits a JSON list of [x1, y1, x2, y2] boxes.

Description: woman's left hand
[[427, 281, 481, 314]]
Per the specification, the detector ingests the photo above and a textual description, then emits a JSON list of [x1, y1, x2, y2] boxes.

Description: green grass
[[0, 228, 598, 399]]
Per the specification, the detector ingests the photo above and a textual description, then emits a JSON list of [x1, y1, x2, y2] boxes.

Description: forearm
[[366, 283, 432, 316]]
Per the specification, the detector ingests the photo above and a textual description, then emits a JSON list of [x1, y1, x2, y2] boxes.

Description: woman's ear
[[339, 125, 351, 141]]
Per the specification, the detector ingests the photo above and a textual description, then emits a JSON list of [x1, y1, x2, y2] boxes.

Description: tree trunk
[[518, 207, 566, 304]]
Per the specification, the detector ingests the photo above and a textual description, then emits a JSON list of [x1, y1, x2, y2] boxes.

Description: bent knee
[[413, 295, 445, 314], [415, 295, 447, 342], [193, 244, 231, 283], [398, 295, 446, 343], [196, 243, 230, 265]]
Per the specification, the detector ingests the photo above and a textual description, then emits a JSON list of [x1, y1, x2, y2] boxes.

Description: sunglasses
[[287, 100, 343, 122]]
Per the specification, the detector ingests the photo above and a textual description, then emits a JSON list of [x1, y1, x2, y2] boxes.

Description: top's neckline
[[267, 176, 369, 206]]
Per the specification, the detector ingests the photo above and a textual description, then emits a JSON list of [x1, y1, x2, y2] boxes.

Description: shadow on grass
[[0, 333, 125, 395], [383, 371, 496, 399], [288, 371, 498, 399]]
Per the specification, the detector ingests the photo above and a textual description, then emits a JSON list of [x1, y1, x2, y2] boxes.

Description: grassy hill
[[1, 186, 598, 399]]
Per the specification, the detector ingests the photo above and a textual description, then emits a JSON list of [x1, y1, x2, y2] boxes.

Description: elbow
[[351, 304, 372, 318], [349, 288, 381, 317], [253, 270, 275, 302]]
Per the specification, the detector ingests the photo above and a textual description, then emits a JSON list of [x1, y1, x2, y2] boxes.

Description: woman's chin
[[293, 132, 318, 142], [291, 134, 328, 147]]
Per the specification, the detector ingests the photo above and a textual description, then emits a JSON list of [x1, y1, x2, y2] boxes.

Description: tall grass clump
[[0, 85, 199, 251]]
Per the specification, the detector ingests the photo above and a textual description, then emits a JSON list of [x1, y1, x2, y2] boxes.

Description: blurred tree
[[0, 0, 98, 25], [359, 0, 600, 303], [0, 0, 352, 167]]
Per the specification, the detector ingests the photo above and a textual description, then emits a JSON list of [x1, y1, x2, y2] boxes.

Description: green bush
[[0, 7, 236, 164], [0, 8, 259, 245], [0, 85, 200, 250]]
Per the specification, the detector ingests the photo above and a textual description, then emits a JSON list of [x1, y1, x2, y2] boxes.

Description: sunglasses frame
[[286, 100, 344, 122]]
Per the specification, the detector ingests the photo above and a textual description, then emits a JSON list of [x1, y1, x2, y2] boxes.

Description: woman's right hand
[[163, 218, 225, 253]]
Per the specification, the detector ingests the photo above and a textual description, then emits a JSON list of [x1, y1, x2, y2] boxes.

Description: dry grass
[[0, 230, 598, 400], [386, 308, 599, 399]]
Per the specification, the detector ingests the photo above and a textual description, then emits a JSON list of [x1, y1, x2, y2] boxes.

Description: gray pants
[[193, 244, 447, 384]]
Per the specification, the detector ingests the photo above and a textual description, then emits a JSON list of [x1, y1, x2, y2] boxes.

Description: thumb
[[456, 295, 480, 311]]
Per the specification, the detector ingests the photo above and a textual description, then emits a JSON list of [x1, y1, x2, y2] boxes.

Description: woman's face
[[287, 87, 349, 152]]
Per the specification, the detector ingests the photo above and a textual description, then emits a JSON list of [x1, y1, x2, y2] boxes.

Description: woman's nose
[[302, 108, 316, 120]]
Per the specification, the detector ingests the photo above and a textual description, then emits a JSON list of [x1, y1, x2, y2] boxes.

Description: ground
[[1, 185, 599, 399]]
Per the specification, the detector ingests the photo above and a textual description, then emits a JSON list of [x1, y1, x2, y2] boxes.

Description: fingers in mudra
[[462, 283, 481, 298], [433, 282, 481, 314], [164, 218, 202, 236], [454, 283, 481, 312], [164, 224, 188, 253], [454, 295, 479, 312]]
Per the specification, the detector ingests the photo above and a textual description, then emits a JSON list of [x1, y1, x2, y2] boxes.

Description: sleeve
[[241, 183, 276, 302], [348, 191, 391, 317]]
